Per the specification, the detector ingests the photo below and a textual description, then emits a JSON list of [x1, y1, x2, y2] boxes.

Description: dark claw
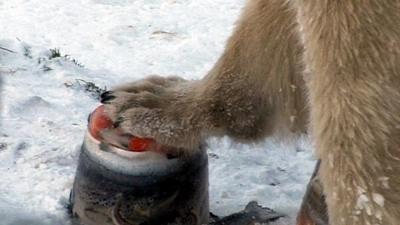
[[101, 91, 113, 98], [101, 95, 116, 104], [113, 117, 124, 127], [100, 91, 114, 101]]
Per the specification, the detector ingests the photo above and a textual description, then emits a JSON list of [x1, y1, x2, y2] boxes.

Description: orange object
[[89, 105, 114, 140], [128, 137, 154, 152], [89, 105, 156, 152]]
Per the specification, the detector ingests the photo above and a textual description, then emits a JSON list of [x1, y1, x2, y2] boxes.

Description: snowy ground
[[0, 0, 316, 224]]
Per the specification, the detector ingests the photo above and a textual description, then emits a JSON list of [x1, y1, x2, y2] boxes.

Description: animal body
[[102, 0, 400, 224]]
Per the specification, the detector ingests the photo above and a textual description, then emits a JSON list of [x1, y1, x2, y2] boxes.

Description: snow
[[0, 0, 316, 224]]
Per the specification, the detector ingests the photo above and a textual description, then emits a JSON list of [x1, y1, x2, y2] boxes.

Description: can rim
[[83, 132, 183, 176]]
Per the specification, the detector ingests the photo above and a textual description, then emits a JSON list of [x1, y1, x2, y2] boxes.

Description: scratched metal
[[70, 134, 209, 225]]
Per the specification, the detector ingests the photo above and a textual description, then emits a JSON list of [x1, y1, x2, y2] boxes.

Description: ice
[[0, 0, 316, 224]]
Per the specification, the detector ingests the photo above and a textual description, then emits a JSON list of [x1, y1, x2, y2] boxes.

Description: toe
[[101, 95, 116, 104], [113, 117, 124, 128], [100, 91, 115, 103], [118, 107, 159, 138]]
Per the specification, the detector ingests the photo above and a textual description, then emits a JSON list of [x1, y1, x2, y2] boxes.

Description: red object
[[89, 105, 156, 152], [89, 105, 114, 140], [128, 137, 154, 152]]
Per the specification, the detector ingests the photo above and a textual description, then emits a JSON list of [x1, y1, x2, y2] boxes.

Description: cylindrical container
[[70, 132, 209, 225], [296, 160, 328, 225]]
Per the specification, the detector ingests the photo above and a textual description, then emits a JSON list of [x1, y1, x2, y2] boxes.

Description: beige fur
[[103, 0, 400, 224]]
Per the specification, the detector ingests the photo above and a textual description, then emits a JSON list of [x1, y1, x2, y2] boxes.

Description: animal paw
[[102, 75, 207, 150]]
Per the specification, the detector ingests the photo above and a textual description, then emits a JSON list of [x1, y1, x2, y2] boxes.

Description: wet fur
[[104, 0, 400, 224]]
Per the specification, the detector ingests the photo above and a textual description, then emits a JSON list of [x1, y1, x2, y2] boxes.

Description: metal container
[[70, 132, 209, 225], [296, 160, 328, 225]]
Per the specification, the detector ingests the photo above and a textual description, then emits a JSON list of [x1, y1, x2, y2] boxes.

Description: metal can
[[296, 160, 328, 225], [70, 132, 209, 225]]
